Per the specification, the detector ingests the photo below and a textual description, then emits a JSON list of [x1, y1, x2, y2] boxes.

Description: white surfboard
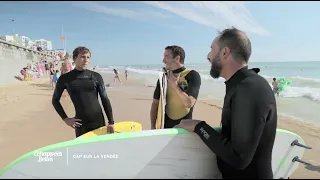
[[155, 72, 167, 129], [0, 128, 311, 179]]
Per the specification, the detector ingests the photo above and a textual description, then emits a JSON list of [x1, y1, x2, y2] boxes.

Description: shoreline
[[0, 74, 319, 178]]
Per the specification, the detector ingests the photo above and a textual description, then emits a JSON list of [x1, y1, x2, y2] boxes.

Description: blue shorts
[[273, 89, 279, 94]]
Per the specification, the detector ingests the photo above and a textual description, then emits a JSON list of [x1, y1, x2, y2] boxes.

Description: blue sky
[[1, 1, 320, 66]]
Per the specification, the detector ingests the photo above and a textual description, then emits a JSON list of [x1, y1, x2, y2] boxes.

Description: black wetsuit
[[194, 67, 277, 179], [153, 66, 201, 128], [52, 69, 114, 137]]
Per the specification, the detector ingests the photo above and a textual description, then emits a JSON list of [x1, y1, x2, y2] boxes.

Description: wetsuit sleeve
[[194, 84, 270, 170], [153, 80, 160, 100], [185, 70, 201, 99], [96, 73, 114, 124], [52, 76, 68, 120]]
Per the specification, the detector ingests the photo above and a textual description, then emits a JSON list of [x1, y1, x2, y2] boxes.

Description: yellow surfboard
[[156, 72, 167, 129], [80, 121, 143, 138]]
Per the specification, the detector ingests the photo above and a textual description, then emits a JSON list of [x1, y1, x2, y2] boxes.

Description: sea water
[[97, 61, 320, 125]]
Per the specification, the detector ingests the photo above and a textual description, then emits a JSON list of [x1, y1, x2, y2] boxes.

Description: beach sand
[[0, 74, 319, 178]]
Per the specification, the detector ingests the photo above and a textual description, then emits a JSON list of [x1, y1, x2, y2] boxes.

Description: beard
[[210, 54, 222, 79]]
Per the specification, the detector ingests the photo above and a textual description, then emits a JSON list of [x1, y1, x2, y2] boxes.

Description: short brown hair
[[73, 46, 91, 59], [165, 45, 185, 64], [218, 27, 251, 64]]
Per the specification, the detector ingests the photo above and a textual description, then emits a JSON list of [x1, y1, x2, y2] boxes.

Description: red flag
[[60, 36, 66, 41]]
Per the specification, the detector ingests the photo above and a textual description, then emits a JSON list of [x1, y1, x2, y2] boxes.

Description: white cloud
[[72, 1, 172, 21], [142, 1, 270, 36]]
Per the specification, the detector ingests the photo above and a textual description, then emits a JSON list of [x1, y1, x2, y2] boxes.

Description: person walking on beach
[[272, 77, 280, 97], [52, 70, 60, 89], [175, 28, 277, 179], [150, 45, 201, 129], [44, 61, 50, 75], [49, 63, 55, 88], [60, 60, 71, 76], [124, 70, 128, 81], [113, 69, 122, 84], [52, 46, 115, 138]]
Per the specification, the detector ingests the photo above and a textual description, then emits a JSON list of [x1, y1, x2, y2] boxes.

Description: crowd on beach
[[17, 56, 56, 81], [16, 54, 75, 89]]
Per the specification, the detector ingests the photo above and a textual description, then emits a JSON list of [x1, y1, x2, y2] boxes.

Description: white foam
[[280, 86, 320, 102]]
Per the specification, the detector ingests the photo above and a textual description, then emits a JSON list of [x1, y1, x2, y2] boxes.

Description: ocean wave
[[281, 86, 320, 102]]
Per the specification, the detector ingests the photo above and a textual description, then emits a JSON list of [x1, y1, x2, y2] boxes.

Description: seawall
[[0, 40, 56, 85]]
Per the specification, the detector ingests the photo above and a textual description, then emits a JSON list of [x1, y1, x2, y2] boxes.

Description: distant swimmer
[[150, 45, 201, 129], [175, 28, 277, 179], [272, 77, 280, 97], [52, 46, 115, 138], [113, 69, 122, 84]]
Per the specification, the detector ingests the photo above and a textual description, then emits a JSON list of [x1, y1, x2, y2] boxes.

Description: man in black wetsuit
[[150, 45, 201, 129], [52, 46, 115, 138], [175, 28, 277, 179]]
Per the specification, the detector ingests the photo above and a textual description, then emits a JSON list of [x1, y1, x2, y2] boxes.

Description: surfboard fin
[[292, 156, 312, 166], [291, 140, 312, 149]]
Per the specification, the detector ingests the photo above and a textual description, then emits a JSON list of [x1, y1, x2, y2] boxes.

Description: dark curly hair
[[72, 46, 91, 60], [165, 45, 185, 64]]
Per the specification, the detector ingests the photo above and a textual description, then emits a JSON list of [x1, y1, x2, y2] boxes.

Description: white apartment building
[[28, 41, 37, 50], [1, 34, 53, 51], [35, 39, 53, 51], [2, 35, 14, 43], [21, 36, 31, 48], [1, 34, 24, 47]]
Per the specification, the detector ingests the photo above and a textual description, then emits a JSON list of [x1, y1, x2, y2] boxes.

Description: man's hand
[[64, 118, 82, 129], [167, 71, 180, 86], [174, 119, 203, 132], [107, 124, 115, 134]]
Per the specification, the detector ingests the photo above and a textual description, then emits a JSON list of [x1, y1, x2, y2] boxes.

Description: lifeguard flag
[[60, 36, 66, 41]]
